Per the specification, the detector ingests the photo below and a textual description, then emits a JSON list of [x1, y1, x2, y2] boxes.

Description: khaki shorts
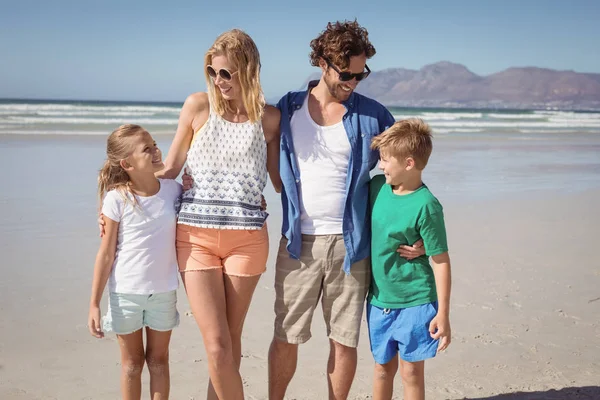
[[176, 223, 269, 277], [273, 235, 370, 348]]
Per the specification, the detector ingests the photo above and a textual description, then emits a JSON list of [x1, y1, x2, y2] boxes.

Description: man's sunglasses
[[206, 65, 238, 81], [324, 58, 371, 82]]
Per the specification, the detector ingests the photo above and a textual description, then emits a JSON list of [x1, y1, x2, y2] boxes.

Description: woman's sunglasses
[[206, 65, 238, 81], [325, 58, 371, 82]]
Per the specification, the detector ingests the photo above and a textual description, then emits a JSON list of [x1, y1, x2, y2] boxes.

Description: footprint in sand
[[473, 333, 501, 345]]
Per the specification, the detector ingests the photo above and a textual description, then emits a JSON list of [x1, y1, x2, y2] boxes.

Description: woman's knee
[[204, 335, 235, 367]]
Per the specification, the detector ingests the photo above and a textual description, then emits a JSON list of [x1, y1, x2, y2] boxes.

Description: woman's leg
[[145, 328, 172, 400], [117, 329, 145, 400], [182, 270, 244, 400], [207, 273, 261, 400]]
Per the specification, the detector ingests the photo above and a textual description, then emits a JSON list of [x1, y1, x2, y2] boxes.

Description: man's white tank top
[[291, 95, 351, 235], [178, 106, 268, 230]]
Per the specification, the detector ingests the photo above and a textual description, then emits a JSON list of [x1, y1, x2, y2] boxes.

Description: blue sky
[[1, 0, 599, 102]]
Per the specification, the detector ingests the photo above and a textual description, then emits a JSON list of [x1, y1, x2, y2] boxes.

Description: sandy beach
[[1, 133, 599, 399]]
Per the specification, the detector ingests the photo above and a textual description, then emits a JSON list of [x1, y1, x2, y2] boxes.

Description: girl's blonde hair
[[97, 124, 148, 207], [204, 29, 265, 123]]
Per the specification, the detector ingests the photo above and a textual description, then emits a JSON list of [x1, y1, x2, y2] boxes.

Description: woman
[[159, 29, 281, 400]]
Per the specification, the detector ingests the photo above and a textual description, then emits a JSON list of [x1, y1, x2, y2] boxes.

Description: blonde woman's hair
[[97, 124, 148, 208], [371, 118, 433, 170], [204, 29, 265, 123]]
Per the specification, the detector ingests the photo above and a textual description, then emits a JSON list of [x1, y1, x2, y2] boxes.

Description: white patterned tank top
[[178, 107, 268, 230]]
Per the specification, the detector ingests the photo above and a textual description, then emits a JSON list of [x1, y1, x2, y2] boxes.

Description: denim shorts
[[102, 290, 179, 335], [366, 301, 438, 364]]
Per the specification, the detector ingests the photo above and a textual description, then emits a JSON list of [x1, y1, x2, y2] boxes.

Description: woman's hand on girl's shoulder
[[98, 213, 106, 237]]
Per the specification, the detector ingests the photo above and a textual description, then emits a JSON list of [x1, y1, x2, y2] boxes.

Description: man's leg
[[269, 235, 326, 399], [327, 339, 357, 400], [321, 236, 371, 400], [268, 338, 299, 400]]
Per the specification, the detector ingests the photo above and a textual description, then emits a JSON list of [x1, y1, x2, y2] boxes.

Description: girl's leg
[[145, 328, 172, 400], [399, 359, 425, 400], [207, 274, 261, 400], [181, 270, 244, 400], [117, 329, 145, 400], [373, 355, 398, 400]]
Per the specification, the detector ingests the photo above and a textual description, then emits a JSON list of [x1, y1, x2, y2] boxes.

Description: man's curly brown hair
[[309, 20, 376, 70]]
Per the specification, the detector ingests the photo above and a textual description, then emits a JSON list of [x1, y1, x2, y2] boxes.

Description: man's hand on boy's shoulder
[[429, 313, 451, 353], [396, 239, 425, 260]]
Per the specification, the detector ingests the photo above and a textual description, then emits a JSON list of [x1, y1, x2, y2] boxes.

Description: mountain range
[[299, 62, 600, 110]]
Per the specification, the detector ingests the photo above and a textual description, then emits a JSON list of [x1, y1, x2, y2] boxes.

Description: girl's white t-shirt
[[102, 179, 182, 295]]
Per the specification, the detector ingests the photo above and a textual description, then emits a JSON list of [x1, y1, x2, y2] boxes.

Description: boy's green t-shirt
[[368, 174, 448, 309]]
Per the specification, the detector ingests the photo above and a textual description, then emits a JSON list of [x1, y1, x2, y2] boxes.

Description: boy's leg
[[366, 303, 400, 400], [373, 355, 398, 400], [398, 359, 425, 400], [394, 302, 439, 400], [145, 328, 172, 400], [117, 329, 145, 400]]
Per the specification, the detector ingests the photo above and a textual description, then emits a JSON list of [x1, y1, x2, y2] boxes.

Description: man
[[269, 20, 424, 400]]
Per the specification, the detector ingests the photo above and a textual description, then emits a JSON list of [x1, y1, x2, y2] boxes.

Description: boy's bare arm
[[431, 252, 451, 317], [430, 251, 452, 351]]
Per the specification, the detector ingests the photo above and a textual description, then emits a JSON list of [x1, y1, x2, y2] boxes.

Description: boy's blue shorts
[[366, 301, 439, 364]]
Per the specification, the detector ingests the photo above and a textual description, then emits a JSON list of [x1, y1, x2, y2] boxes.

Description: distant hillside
[[356, 62, 600, 109], [291, 62, 600, 110]]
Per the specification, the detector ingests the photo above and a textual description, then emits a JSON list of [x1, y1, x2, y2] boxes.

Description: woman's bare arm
[[156, 92, 209, 179], [262, 105, 282, 193]]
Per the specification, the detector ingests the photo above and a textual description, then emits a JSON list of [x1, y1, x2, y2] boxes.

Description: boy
[[367, 118, 452, 400]]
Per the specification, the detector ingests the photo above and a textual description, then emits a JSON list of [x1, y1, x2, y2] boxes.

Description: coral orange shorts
[[176, 223, 269, 277]]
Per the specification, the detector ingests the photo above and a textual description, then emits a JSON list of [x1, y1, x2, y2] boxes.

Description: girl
[[158, 29, 281, 400], [88, 124, 182, 400]]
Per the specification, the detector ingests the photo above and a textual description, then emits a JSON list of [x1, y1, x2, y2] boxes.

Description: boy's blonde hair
[[371, 118, 433, 170], [97, 124, 148, 208], [204, 29, 265, 123]]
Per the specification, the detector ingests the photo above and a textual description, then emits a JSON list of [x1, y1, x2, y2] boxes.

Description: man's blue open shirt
[[277, 81, 396, 273]]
